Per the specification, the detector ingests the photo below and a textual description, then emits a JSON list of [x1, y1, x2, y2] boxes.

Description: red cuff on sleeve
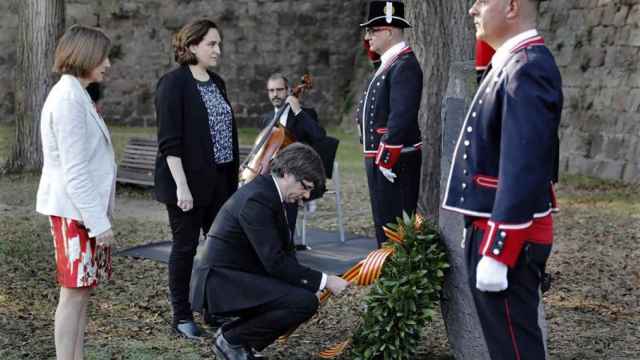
[[478, 221, 529, 268], [375, 142, 402, 169]]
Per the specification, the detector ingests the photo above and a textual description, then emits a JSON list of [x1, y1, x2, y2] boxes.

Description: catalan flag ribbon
[[280, 215, 425, 358]]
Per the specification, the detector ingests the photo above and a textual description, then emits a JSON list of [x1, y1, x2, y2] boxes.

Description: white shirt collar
[[491, 29, 538, 71], [274, 106, 291, 126], [272, 175, 285, 203], [379, 41, 407, 69]]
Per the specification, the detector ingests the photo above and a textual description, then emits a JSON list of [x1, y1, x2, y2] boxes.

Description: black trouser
[[166, 166, 236, 323], [365, 150, 421, 246], [466, 224, 551, 360], [220, 286, 319, 351]]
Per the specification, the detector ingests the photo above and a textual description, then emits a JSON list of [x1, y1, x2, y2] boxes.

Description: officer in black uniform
[[442, 0, 562, 359], [356, 0, 423, 247]]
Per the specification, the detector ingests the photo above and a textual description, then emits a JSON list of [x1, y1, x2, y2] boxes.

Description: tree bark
[[404, 0, 474, 221], [5, 0, 65, 172], [405, 1, 495, 359]]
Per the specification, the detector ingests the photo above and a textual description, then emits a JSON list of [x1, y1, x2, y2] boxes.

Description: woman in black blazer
[[154, 19, 239, 338]]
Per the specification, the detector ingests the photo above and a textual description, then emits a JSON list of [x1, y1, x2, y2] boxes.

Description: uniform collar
[[380, 41, 407, 68], [491, 29, 539, 71]]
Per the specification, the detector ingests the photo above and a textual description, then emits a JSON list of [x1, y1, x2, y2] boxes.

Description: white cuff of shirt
[[318, 273, 327, 291]]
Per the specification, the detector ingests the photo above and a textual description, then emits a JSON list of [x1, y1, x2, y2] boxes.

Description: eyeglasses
[[364, 27, 390, 36], [298, 179, 314, 192]]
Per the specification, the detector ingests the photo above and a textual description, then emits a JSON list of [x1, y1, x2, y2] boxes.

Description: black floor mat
[[115, 228, 377, 275]]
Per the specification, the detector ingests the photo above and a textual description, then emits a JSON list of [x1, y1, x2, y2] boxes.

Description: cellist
[[256, 73, 331, 240]]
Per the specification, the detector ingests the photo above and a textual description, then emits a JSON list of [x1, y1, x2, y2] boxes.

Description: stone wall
[[1, 0, 639, 182], [540, 0, 640, 182], [0, 0, 366, 127]]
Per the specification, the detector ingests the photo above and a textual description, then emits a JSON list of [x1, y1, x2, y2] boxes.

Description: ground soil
[[0, 172, 638, 359]]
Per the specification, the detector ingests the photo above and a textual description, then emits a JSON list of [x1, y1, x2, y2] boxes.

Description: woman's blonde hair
[[173, 19, 219, 65], [53, 25, 111, 78]]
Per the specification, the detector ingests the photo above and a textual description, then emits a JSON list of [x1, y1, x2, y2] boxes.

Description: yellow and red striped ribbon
[[283, 215, 424, 358]]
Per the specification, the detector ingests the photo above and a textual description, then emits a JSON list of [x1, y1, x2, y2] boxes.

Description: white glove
[[476, 256, 508, 292], [379, 166, 397, 183]]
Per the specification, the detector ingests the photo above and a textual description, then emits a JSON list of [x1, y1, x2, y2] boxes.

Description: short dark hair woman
[[154, 19, 239, 338], [36, 24, 114, 359]]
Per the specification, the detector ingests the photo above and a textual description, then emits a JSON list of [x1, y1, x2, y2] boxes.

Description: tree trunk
[[5, 0, 65, 172], [404, 0, 474, 221], [405, 1, 495, 359]]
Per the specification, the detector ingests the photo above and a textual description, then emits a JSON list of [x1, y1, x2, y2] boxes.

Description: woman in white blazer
[[36, 25, 114, 360]]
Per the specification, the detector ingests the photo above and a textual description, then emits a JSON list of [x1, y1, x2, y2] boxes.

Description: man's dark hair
[[270, 143, 326, 193], [267, 73, 289, 89]]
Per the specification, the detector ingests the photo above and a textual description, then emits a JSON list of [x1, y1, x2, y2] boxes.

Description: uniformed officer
[[442, 0, 562, 359], [356, 0, 423, 247]]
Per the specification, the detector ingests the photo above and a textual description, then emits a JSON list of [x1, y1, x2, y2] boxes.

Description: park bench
[[116, 137, 251, 187]]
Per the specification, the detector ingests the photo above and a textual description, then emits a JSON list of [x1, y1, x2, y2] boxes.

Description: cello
[[239, 74, 313, 185]]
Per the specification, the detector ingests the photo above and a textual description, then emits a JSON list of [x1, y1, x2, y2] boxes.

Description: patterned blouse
[[196, 79, 234, 164]]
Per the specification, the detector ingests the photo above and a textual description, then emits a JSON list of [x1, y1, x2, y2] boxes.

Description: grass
[[2, 124, 639, 359], [0, 124, 362, 168]]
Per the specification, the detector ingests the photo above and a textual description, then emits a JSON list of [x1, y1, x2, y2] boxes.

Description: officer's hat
[[360, 1, 412, 28]]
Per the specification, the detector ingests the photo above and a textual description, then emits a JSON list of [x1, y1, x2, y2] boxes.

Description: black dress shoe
[[246, 347, 268, 359], [213, 331, 250, 360], [174, 320, 205, 339]]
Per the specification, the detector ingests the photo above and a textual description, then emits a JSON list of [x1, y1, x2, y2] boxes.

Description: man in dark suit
[[190, 143, 349, 359], [442, 0, 562, 358], [357, 1, 423, 247], [259, 73, 337, 242]]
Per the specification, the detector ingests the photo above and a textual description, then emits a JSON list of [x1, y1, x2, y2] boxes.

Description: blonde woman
[[36, 25, 115, 359]]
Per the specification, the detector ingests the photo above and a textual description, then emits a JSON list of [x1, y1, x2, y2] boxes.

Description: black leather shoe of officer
[[213, 330, 250, 360], [174, 320, 204, 339]]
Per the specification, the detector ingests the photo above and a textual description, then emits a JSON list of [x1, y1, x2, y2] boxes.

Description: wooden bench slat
[[117, 137, 251, 187]]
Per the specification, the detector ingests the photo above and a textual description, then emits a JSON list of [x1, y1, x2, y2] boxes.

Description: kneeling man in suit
[[190, 143, 349, 359]]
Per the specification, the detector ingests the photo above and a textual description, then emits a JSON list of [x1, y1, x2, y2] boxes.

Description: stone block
[[568, 9, 587, 30], [602, 134, 629, 159], [586, 7, 605, 27], [624, 88, 640, 113], [612, 88, 630, 112], [626, 4, 640, 25], [559, 155, 571, 172], [561, 129, 592, 157], [613, 5, 630, 27], [611, 114, 636, 136], [589, 47, 607, 67], [588, 133, 605, 158], [598, 0, 615, 8], [622, 161, 640, 182], [628, 27, 640, 46], [569, 156, 624, 180], [601, 4, 618, 26]]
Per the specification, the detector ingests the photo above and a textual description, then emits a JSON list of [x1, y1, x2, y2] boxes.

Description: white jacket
[[36, 75, 116, 237]]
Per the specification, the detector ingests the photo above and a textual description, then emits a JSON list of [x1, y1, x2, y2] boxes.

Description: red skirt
[[50, 216, 112, 288]]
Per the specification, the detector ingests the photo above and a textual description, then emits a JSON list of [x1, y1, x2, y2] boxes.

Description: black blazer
[[154, 65, 239, 206], [259, 107, 325, 144], [260, 107, 339, 179], [190, 175, 323, 313]]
